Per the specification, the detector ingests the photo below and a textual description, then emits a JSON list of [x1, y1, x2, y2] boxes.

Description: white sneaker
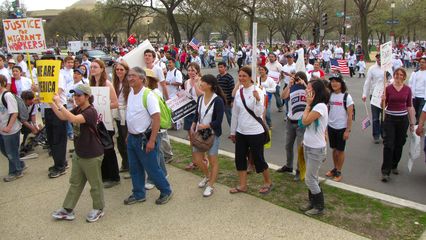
[[198, 177, 209, 188], [203, 186, 214, 197], [145, 182, 155, 190]]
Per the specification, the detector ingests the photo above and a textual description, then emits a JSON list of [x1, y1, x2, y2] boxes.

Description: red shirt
[[308, 69, 325, 79], [385, 84, 412, 116], [259, 55, 267, 67]]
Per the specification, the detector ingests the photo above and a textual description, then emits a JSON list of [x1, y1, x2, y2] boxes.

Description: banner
[[36, 60, 60, 103], [122, 39, 156, 68], [166, 90, 197, 123], [2, 18, 46, 53], [380, 41, 392, 72], [91, 87, 113, 131]]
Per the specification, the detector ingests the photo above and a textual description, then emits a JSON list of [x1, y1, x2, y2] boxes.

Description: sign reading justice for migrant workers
[[2, 18, 47, 53], [37, 60, 61, 103]]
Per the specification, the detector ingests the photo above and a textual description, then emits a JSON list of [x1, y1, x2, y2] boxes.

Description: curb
[[170, 135, 426, 213]]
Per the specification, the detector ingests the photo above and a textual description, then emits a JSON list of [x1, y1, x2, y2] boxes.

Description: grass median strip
[[170, 140, 426, 240]]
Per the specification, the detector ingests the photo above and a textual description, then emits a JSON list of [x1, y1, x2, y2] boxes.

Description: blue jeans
[[66, 122, 73, 137], [266, 93, 272, 127], [147, 133, 168, 183], [127, 133, 171, 200], [224, 105, 232, 126], [0, 131, 24, 175], [371, 104, 383, 139], [274, 85, 283, 109]]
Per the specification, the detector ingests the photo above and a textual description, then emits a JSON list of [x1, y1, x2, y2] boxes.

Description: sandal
[[259, 184, 273, 195], [229, 186, 247, 194]]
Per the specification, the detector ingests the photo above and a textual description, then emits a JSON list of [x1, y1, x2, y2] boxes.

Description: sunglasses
[[115, 68, 125, 72]]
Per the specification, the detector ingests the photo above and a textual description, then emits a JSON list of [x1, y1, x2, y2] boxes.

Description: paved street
[[164, 65, 426, 205]]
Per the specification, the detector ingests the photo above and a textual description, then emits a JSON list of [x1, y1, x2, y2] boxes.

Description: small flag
[[189, 37, 200, 51], [361, 116, 371, 130], [127, 34, 136, 45], [330, 59, 350, 75]]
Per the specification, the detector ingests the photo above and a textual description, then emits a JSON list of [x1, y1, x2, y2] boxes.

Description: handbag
[[239, 88, 270, 144], [190, 95, 216, 152], [90, 121, 114, 150]]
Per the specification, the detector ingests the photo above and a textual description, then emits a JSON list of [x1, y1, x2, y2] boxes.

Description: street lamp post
[[391, 1, 395, 44], [147, 19, 150, 41]]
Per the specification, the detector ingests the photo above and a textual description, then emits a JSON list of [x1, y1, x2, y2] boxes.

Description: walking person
[[348, 50, 357, 78], [299, 79, 329, 216], [408, 57, 426, 122], [124, 67, 173, 205], [381, 68, 415, 182], [0, 74, 26, 182], [89, 59, 120, 188], [326, 74, 354, 182], [258, 65, 276, 129], [51, 84, 105, 223], [265, 52, 284, 112], [277, 72, 308, 181], [112, 62, 130, 173], [217, 62, 235, 126], [229, 66, 273, 195], [191, 74, 225, 197]]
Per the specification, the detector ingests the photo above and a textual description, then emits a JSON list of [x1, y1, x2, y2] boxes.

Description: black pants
[[45, 108, 67, 170], [101, 130, 120, 182], [381, 115, 409, 175], [115, 120, 128, 170], [349, 66, 355, 77], [235, 132, 268, 173], [413, 97, 425, 124]]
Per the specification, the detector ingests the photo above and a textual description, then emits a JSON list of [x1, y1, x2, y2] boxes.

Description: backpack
[[343, 92, 356, 121], [142, 88, 172, 129], [1, 91, 30, 123]]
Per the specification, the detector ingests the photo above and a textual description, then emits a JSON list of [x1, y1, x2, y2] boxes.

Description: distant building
[[27, 0, 96, 22]]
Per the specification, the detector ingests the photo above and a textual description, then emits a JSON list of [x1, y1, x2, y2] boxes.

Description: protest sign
[[2, 18, 46, 53], [295, 48, 306, 73], [380, 41, 392, 72], [166, 90, 197, 123], [370, 83, 384, 109], [36, 60, 60, 103], [91, 87, 113, 131], [122, 39, 156, 68], [268, 70, 280, 84]]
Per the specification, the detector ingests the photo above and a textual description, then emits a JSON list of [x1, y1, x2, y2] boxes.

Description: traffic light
[[322, 13, 328, 26], [12, 0, 20, 9], [312, 28, 316, 36]]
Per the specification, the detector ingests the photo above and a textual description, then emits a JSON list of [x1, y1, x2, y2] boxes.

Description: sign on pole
[[166, 90, 197, 123], [380, 41, 393, 72], [91, 87, 113, 131], [251, 22, 257, 83], [36, 60, 61, 103], [2, 18, 46, 53]]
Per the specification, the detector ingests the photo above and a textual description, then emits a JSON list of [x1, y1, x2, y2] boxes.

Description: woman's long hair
[[90, 59, 107, 87], [200, 74, 227, 104], [112, 62, 130, 102], [309, 79, 329, 108]]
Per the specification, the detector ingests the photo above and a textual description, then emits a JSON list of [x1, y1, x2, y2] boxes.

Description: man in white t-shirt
[[61, 56, 75, 140], [322, 46, 332, 73], [198, 45, 206, 68], [16, 54, 28, 78], [265, 53, 284, 112], [144, 49, 168, 100], [334, 43, 344, 60], [165, 57, 183, 99], [409, 57, 426, 122], [124, 66, 173, 205]]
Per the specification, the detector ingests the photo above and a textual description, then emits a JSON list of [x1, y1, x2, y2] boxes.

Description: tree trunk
[[167, 10, 181, 46], [359, 12, 370, 61], [413, 27, 416, 42]]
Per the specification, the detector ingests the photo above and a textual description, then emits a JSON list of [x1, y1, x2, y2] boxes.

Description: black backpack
[[343, 92, 356, 121]]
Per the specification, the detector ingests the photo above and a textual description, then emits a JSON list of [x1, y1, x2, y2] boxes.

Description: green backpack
[[142, 88, 172, 129]]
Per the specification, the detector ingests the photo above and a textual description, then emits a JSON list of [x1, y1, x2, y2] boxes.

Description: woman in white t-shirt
[[190, 75, 225, 197], [300, 79, 329, 216], [258, 65, 276, 128], [326, 74, 354, 182]]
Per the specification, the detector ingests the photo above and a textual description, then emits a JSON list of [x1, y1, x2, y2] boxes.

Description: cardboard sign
[[370, 83, 384, 109], [91, 87, 113, 131], [122, 39, 156, 68], [166, 90, 197, 123], [380, 41, 392, 72], [295, 48, 306, 73], [36, 60, 60, 103], [2, 18, 46, 53]]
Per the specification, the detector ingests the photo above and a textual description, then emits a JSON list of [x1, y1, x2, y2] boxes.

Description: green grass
[[170, 140, 426, 240]]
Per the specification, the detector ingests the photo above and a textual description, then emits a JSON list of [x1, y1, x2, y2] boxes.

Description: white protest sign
[[380, 41, 393, 72], [2, 18, 46, 53], [295, 48, 306, 73], [122, 39, 156, 68], [370, 84, 384, 109], [268, 70, 280, 84], [166, 90, 197, 123], [91, 87, 113, 131]]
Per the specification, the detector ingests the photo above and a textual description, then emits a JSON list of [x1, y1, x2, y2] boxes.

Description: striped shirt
[[385, 84, 412, 116], [217, 73, 235, 106]]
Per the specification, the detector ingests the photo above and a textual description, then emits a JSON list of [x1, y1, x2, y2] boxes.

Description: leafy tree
[[149, 0, 185, 46], [93, 2, 125, 45], [45, 9, 96, 41], [175, 0, 215, 41], [354, 0, 380, 61]]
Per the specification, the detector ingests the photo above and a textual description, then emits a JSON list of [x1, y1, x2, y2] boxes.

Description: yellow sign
[[36, 60, 61, 103]]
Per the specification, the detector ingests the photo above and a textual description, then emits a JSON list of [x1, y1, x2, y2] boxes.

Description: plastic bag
[[408, 126, 421, 172]]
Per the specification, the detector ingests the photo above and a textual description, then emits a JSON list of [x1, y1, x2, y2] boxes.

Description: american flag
[[189, 37, 200, 51], [330, 59, 350, 75], [361, 116, 371, 130]]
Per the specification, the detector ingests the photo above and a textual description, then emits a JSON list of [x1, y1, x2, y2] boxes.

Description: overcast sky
[[3, 0, 80, 11]]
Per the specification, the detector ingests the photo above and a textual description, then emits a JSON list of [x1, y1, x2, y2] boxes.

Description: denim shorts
[[192, 136, 220, 156]]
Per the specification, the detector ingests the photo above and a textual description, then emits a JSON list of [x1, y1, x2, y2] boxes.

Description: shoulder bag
[[190, 95, 216, 152]]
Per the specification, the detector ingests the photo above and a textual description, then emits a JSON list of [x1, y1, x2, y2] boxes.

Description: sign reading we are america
[[2, 18, 47, 53]]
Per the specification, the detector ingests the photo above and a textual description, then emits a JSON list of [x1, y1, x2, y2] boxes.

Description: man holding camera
[[276, 71, 308, 181]]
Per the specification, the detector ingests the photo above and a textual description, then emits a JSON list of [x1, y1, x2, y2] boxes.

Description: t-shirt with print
[[303, 103, 328, 148], [328, 92, 354, 129], [287, 84, 307, 121], [0, 91, 22, 135], [71, 105, 104, 158]]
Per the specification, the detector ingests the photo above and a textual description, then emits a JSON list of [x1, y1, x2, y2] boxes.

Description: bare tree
[[106, 0, 150, 38], [176, 0, 215, 41], [149, 0, 185, 46], [354, 0, 380, 61]]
